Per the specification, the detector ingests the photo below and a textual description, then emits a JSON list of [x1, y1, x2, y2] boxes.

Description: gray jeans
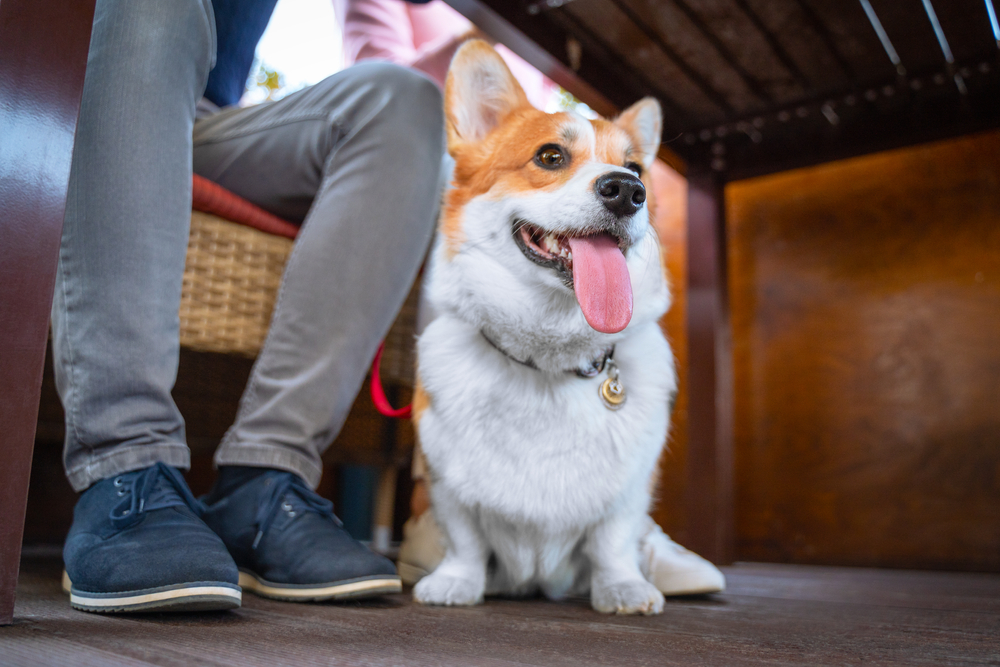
[[53, 0, 445, 491]]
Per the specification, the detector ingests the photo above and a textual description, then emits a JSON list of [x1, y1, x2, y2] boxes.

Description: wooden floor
[[5, 555, 999, 666]]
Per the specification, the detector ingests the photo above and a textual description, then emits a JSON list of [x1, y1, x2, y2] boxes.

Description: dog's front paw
[[592, 579, 665, 615], [414, 571, 484, 606]]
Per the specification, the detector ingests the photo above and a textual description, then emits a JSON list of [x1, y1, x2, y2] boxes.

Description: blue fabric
[[204, 0, 280, 107], [204, 0, 436, 108]]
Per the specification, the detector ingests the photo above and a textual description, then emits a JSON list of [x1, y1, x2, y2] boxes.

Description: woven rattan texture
[[179, 211, 418, 386], [180, 211, 293, 358]]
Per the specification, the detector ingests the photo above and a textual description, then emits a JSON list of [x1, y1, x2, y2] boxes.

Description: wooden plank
[[545, 7, 697, 127], [689, 54, 1000, 180], [929, 0, 1000, 64], [654, 0, 808, 105], [798, 0, 899, 86], [867, 0, 955, 75], [561, 0, 730, 123], [0, 0, 96, 626], [470, 0, 1000, 178], [728, 130, 1000, 572], [729, 0, 813, 92], [616, 0, 770, 114], [725, 563, 1000, 613], [740, 0, 855, 96], [684, 170, 735, 565], [9, 557, 1000, 666], [611, 0, 767, 113]]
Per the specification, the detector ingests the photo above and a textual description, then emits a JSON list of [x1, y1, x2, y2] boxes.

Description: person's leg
[[192, 62, 444, 599], [55, 0, 240, 614], [54, 0, 215, 491], [192, 62, 444, 486]]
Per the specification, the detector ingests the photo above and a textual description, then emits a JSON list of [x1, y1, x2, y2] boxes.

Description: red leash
[[370, 342, 412, 419]]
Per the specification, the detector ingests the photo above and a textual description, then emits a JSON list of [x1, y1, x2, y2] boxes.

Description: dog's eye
[[534, 145, 567, 169], [625, 161, 643, 177]]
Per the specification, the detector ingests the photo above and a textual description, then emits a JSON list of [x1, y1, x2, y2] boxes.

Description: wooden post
[[684, 170, 735, 565], [0, 0, 96, 625]]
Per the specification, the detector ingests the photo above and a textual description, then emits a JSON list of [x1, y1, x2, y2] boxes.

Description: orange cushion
[[192, 174, 299, 240]]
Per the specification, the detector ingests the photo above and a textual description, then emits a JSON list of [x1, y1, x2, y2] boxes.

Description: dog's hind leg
[[413, 485, 489, 606], [585, 507, 664, 615]]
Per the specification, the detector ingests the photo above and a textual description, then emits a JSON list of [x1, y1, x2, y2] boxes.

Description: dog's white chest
[[417, 319, 675, 532]]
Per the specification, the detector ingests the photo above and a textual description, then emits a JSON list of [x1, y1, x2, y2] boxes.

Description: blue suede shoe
[[201, 470, 401, 601], [63, 463, 241, 613]]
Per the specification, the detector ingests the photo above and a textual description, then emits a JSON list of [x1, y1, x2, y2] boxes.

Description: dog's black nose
[[595, 173, 646, 218]]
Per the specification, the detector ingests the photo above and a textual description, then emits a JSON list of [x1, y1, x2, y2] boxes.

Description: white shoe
[[396, 510, 447, 586], [640, 518, 725, 595]]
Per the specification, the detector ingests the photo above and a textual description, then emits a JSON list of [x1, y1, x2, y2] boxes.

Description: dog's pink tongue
[[567, 234, 632, 333]]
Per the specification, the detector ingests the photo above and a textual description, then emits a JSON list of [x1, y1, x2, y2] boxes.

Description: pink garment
[[333, 0, 556, 109]]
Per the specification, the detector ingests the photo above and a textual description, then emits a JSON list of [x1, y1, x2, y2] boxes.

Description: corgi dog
[[412, 40, 675, 615]]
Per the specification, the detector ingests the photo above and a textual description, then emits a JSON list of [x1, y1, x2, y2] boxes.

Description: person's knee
[[365, 63, 443, 113], [345, 62, 444, 132]]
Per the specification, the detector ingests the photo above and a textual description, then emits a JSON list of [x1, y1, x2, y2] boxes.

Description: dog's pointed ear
[[614, 97, 662, 171], [445, 39, 530, 152]]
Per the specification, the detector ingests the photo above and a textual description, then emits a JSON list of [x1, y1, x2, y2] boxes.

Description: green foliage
[[245, 57, 287, 102]]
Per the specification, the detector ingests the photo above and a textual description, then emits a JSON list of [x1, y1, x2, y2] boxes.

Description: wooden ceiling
[[453, 0, 1000, 180]]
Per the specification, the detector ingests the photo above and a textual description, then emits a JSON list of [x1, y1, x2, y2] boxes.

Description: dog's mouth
[[513, 220, 633, 334], [513, 222, 576, 280]]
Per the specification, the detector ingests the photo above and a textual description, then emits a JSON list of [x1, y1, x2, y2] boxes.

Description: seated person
[[58, 0, 443, 613]]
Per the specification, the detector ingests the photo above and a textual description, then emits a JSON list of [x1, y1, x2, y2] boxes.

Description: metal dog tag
[[599, 359, 626, 410]]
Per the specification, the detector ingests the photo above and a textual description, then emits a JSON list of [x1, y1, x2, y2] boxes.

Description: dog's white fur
[[413, 41, 676, 615]]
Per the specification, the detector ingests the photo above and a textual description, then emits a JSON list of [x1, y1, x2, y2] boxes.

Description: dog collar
[[479, 331, 614, 379], [480, 331, 626, 409]]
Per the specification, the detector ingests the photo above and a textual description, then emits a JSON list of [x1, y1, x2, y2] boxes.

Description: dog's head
[[430, 40, 669, 363]]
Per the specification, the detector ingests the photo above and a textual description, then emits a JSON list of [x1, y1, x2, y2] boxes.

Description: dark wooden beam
[[608, 0, 737, 113], [684, 170, 734, 565], [549, 6, 697, 129], [678, 55, 1000, 180], [790, 0, 858, 80], [0, 0, 96, 625], [730, 0, 812, 92]]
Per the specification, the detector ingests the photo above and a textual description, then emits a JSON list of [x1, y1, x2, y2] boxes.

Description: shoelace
[[251, 473, 340, 550], [109, 462, 205, 529]]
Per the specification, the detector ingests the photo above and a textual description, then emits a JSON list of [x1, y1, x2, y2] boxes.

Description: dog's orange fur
[[440, 43, 660, 258]]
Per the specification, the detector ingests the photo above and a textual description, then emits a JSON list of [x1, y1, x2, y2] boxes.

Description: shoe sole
[[63, 571, 242, 613], [238, 570, 402, 601]]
